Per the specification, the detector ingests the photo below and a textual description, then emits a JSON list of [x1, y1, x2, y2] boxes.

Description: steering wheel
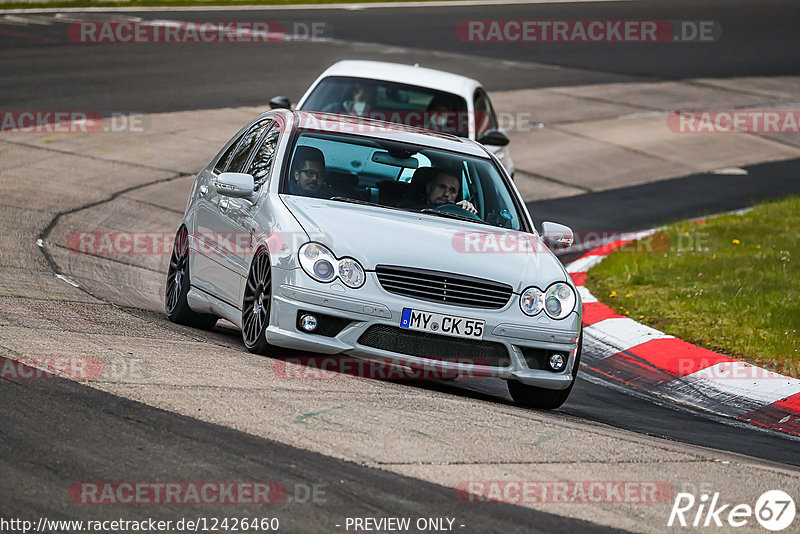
[[435, 202, 483, 221]]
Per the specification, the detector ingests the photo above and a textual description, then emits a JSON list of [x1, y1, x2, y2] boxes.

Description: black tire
[[165, 226, 218, 330], [508, 333, 582, 410], [242, 248, 272, 355]]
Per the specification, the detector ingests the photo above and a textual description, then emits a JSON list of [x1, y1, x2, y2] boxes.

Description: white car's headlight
[[299, 243, 337, 282], [338, 257, 365, 288], [298, 243, 365, 288], [544, 282, 576, 320], [520, 286, 544, 316]]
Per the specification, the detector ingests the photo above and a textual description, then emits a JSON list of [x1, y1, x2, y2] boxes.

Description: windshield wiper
[[329, 196, 382, 208], [420, 209, 493, 226]]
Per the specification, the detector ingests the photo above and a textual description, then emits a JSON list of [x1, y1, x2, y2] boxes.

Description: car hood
[[282, 196, 568, 293]]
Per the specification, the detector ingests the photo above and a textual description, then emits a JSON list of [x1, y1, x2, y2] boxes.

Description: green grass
[[1, 0, 444, 9], [585, 196, 800, 377]]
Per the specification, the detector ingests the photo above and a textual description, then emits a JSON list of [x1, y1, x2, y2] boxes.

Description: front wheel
[[508, 334, 582, 410], [165, 226, 218, 330], [242, 248, 272, 355]]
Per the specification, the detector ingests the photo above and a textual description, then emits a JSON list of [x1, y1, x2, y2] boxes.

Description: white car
[[271, 60, 515, 176], [165, 110, 581, 408]]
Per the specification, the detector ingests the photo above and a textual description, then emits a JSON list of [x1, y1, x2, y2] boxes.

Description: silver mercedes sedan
[[165, 109, 582, 409]]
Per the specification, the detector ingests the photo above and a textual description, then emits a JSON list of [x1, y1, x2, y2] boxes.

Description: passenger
[[426, 97, 454, 132], [325, 84, 378, 117], [289, 146, 327, 197]]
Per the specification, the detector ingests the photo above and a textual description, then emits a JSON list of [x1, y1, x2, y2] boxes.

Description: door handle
[[199, 184, 208, 197]]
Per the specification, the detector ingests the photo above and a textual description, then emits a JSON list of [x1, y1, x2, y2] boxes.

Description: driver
[[424, 169, 478, 215]]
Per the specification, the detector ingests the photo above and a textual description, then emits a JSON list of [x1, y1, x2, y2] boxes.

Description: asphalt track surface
[[2, 0, 800, 531], [1, 0, 799, 113], [1, 362, 619, 533]]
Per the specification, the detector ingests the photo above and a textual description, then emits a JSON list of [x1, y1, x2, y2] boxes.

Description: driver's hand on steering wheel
[[456, 200, 478, 215]]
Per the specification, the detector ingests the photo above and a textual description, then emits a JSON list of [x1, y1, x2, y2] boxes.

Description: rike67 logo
[[668, 489, 795, 531]]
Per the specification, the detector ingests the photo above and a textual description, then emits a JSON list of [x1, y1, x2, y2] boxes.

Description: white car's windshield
[[281, 132, 522, 230], [299, 76, 470, 138]]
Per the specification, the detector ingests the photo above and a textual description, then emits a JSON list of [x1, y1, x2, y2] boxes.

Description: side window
[[473, 89, 498, 138], [247, 127, 280, 188], [226, 119, 272, 174], [214, 137, 241, 174]]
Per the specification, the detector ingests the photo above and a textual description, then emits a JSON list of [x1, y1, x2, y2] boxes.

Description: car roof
[[312, 60, 481, 97], [283, 110, 490, 158]]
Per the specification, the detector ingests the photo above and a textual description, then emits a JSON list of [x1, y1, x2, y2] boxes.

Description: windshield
[[299, 76, 470, 138], [281, 132, 522, 231]]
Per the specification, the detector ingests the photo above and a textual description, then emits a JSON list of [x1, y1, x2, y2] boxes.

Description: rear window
[[299, 76, 469, 137]]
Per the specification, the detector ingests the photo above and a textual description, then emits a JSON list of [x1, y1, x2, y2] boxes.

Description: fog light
[[549, 353, 566, 372], [299, 314, 318, 332]]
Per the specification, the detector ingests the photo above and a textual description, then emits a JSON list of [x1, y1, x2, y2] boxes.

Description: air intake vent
[[375, 265, 512, 309]]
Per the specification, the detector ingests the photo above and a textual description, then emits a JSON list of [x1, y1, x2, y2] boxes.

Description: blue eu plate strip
[[400, 308, 411, 328]]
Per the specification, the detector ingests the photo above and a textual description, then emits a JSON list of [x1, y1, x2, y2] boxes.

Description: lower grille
[[520, 347, 569, 372], [296, 311, 351, 338], [358, 325, 510, 368]]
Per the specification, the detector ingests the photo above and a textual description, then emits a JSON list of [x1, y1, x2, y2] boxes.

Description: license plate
[[400, 308, 484, 340]]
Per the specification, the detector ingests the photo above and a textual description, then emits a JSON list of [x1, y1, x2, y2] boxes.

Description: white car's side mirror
[[542, 221, 574, 249], [215, 172, 255, 199]]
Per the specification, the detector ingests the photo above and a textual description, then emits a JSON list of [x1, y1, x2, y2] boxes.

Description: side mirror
[[541, 221, 574, 249], [215, 172, 255, 198], [478, 129, 510, 147], [269, 96, 292, 110]]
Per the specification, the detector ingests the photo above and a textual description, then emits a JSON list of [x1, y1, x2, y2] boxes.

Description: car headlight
[[519, 286, 544, 316], [543, 282, 576, 320], [338, 257, 365, 288], [298, 243, 365, 288]]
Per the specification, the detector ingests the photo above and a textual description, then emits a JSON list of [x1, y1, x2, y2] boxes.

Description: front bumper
[[266, 267, 581, 389]]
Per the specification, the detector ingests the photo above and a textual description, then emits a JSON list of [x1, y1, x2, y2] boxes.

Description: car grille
[[520, 347, 569, 373], [375, 265, 513, 309], [357, 325, 511, 368], [296, 311, 351, 338]]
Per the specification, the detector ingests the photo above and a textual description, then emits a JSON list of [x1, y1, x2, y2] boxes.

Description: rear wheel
[[508, 333, 582, 410], [242, 248, 272, 355], [165, 226, 218, 330]]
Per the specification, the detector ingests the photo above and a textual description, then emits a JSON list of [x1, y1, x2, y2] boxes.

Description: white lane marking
[[3, 14, 55, 26], [659, 362, 800, 416], [566, 254, 603, 273], [577, 285, 596, 303], [711, 167, 748, 175], [55, 274, 80, 288], [54, 13, 143, 22], [584, 317, 673, 359], [6, 0, 635, 14]]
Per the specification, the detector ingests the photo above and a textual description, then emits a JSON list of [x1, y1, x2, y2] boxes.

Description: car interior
[[282, 132, 521, 230]]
